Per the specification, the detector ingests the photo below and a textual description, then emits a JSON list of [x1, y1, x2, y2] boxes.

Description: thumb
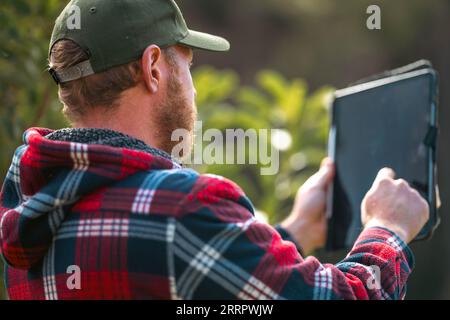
[[374, 167, 396, 184], [307, 158, 335, 189]]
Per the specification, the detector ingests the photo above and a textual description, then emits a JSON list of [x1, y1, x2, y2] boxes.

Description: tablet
[[326, 67, 440, 251]]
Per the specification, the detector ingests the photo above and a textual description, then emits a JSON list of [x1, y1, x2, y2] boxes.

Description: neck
[[73, 90, 159, 149]]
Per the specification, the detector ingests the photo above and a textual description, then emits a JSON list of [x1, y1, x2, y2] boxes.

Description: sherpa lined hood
[[0, 127, 181, 270]]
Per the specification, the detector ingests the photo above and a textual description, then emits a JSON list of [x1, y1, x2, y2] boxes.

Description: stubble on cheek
[[153, 73, 197, 157]]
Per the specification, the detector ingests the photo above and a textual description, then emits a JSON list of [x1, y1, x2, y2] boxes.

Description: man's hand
[[362, 168, 429, 244], [281, 158, 335, 256]]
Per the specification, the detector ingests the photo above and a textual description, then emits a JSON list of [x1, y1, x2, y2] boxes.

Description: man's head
[[48, 0, 229, 157]]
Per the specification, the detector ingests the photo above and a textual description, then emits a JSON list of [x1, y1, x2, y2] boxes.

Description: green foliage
[[0, 0, 68, 178], [0, 0, 68, 300], [193, 67, 333, 224]]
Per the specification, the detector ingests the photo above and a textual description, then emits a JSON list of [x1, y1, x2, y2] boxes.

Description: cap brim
[[178, 30, 230, 52]]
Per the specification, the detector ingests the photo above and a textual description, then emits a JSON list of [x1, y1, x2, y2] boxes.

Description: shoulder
[[161, 170, 246, 202], [149, 169, 245, 198], [155, 169, 255, 220], [106, 168, 254, 220]]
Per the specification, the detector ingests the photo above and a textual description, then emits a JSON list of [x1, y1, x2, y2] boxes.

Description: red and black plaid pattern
[[0, 128, 415, 300]]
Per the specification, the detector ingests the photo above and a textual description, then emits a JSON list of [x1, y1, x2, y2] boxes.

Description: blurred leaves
[[0, 1, 68, 178], [0, 0, 68, 300], [193, 66, 333, 223]]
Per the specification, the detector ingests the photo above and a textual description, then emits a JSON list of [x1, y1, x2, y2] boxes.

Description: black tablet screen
[[327, 70, 437, 250]]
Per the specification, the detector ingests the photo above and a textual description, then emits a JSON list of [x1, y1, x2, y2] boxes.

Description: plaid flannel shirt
[[0, 128, 415, 300]]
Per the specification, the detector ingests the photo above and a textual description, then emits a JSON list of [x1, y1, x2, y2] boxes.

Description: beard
[[152, 71, 197, 159]]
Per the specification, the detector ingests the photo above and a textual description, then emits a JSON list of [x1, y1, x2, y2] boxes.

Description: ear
[[141, 45, 162, 94]]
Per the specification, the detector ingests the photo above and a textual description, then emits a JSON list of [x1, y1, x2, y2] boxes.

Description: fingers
[[310, 158, 335, 188], [374, 167, 396, 184], [321, 157, 334, 168]]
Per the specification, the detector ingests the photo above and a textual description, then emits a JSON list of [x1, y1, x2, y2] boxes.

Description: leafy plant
[[193, 66, 333, 224]]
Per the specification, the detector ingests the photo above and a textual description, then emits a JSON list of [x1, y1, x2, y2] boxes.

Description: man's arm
[[167, 171, 419, 300]]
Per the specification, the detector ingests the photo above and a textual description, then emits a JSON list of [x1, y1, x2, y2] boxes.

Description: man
[[0, 0, 428, 300]]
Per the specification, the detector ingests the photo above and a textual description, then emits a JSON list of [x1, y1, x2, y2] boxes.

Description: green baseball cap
[[49, 0, 230, 84]]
